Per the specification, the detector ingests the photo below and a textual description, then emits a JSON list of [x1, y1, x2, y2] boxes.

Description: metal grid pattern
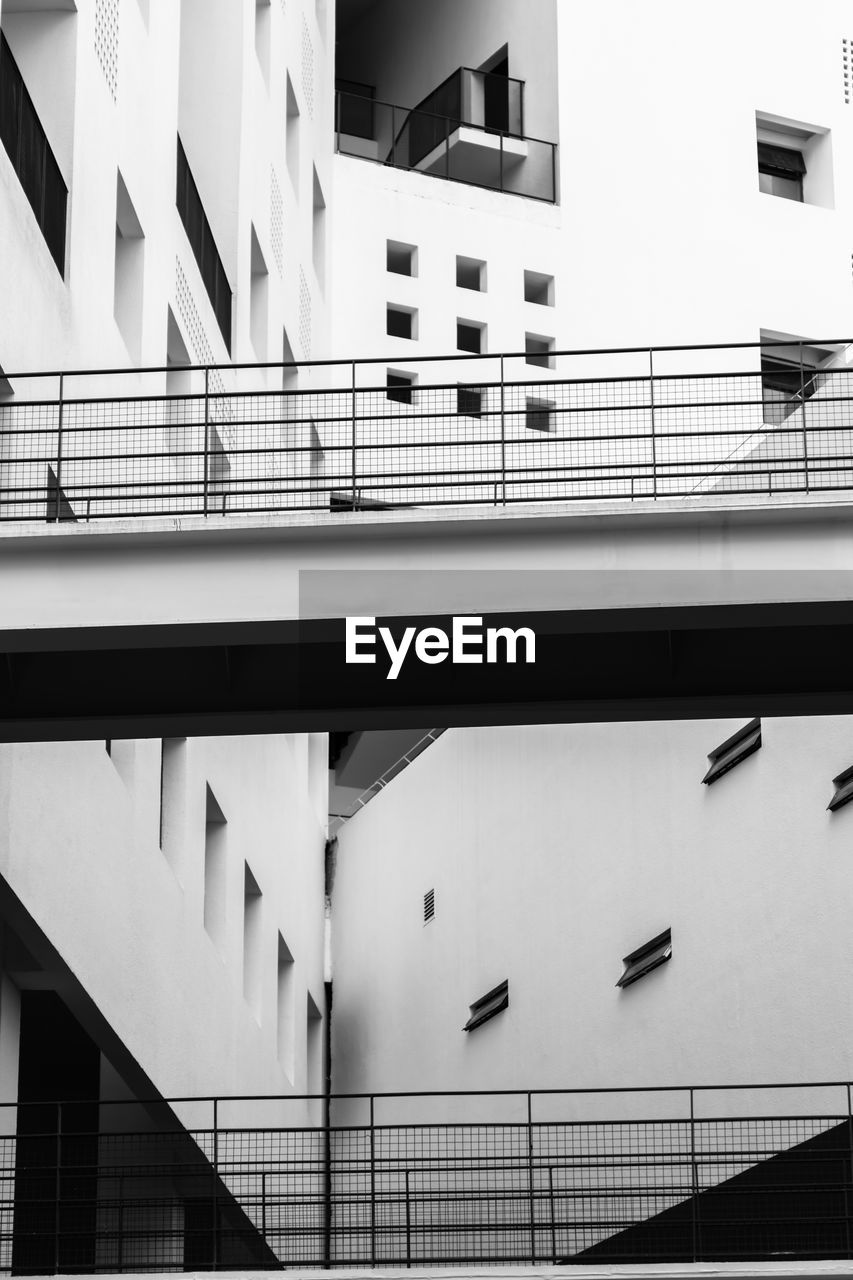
[[0, 1086, 852, 1271], [1, 345, 853, 522]]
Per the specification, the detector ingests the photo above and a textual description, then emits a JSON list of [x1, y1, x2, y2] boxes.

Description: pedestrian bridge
[[1, 341, 853, 740]]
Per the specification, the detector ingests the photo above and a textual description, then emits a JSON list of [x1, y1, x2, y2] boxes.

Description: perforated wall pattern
[[95, 0, 120, 101], [301, 17, 314, 119], [844, 39, 850, 104], [271, 168, 284, 277], [175, 259, 226, 401], [299, 266, 311, 356]]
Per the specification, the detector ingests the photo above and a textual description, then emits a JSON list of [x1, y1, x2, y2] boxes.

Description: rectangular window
[[387, 370, 415, 404], [0, 32, 66, 274], [456, 256, 486, 291], [277, 934, 295, 1080], [525, 333, 555, 369], [524, 270, 554, 305], [176, 136, 232, 351], [457, 385, 483, 417], [525, 397, 554, 432], [203, 785, 227, 948], [463, 980, 508, 1031], [386, 239, 416, 276], [387, 305, 416, 339], [701, 718, 761, 785], [457, 320, 484, 354], [757, 141, 805, 202], [616, 929, 672, 988], [243, 863, 263, 1020]]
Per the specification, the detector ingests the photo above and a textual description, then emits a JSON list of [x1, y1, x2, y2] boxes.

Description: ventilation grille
[[95, 0, 120, 101], [301, 18, 315, 118], [845, 39, 850, 104], [299, 265, 311, 356], [424, 888, 435, 923], [271, 167, 284, 277]]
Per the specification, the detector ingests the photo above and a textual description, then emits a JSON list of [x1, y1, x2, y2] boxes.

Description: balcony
[[335, 67, 557, 204], [3, 1082, 853, 1271], [0, 341, 851, 523]]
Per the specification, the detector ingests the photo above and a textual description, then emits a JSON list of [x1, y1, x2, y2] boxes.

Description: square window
[[525, 397, 555, 432], [524, 270, 554, 306], [463, 980, 508, 1031], [456, 255, 486, 291], [457, 320, 484, 354], [757, 141, 805, 202], [387, 370, 415, 404], [701, 718, 761, 785], [525, 332, 554, 369], [387, 239, 417, 276], [616, 930, 671, 989], [457, 385, 483, 417], [387, 305, 416, 339]]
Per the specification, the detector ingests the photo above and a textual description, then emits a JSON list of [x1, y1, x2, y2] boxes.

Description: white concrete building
[[0, 0, 853, 1271]]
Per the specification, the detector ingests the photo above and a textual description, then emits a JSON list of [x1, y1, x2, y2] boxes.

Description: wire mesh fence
[[0, 1085, 852, 1271], [0, 342, 852, 523]]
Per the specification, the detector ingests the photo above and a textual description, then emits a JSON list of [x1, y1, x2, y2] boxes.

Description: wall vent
[[424, 888, 435, 923]]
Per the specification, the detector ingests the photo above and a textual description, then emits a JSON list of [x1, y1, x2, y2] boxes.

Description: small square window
[[701, 718, 761, 785], [525, 397, 555, 432], [456, 255, 486, 291], [525, 333, 554, 369], [457, 320, 484, 354], [757, 142, 805, 202], [387, 370, 415, 404], [616, 930, 671, 989], [524, 270, 554, 306], [387, 239, 417, 276], [457, 385, 483, 417], [387, 305, 416, 339], [463, 979, 508, 1031]]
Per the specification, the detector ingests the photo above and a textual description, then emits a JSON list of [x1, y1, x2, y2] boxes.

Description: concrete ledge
[[27, 1265, 853, 1280]]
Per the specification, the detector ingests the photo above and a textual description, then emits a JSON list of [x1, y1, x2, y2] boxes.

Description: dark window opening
[[457, 386, 483, 417], [757, 141, 805, 202], [702, 718, 761, 785], [456, 256, 485, 291], [387, 371, 414, 404], [0, 32, 67, 274], [616, 929, 672, 988], [176, 137, 232, 351], [463, 979, 508, 1031], [828, 764, 853, 812], [525, 397, 554, 432], [457, 321, 483, 354], [525, 333, 554, 368], [387, 305, 414, 339], [386, 240, 416, 276]]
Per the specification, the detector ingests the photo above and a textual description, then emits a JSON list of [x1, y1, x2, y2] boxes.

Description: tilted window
[[616, 929, 672, 989], [828, 765, 853, 813], [701, 718, 761, 785], [463, 980, 508, 1031], [176, 137, 232, 350]]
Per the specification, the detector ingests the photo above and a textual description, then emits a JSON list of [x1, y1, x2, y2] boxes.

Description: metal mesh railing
[[1, 342, 852, 523], [1, 1084, 853, 1271]]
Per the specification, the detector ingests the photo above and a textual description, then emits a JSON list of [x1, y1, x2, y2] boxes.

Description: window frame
[[463, 979, 509, 1031], [616, 929, 672, 989], [701, 718, 761, 785]]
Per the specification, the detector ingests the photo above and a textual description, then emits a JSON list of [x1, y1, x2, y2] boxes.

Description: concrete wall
[[331, 716, 853, 1097]]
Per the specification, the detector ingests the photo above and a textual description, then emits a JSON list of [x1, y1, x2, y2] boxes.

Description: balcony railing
[[335, 72, 557, 203], [0, 340, 851, 523], [2, 1082, 853, 1271]]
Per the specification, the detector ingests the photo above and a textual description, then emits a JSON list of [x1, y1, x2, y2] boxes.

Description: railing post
[[117, 1174, 124, 1273], [350, 361, 357, 510], [203, 366, 210, 516], [391, 105, 396, 168], [840, 1085, 845, 1254], [212, 1097, 219, 1269], [404, 1169, 411, 1268], [54, 373, 64, 523], [551, 143, 556, 203], [499, 132, 504, 194], [800, 340, 809, 493], [261, 1170, 266, 1242], [548, 1165, 556, 1264], [369, 1095, 376, 1267], [649, 348, 657, 499], [54, 1101, 62, 1274], [527, 1091, 535, 1264], [500, 355, 506, 506], [689, 1087, 698, 1263]]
